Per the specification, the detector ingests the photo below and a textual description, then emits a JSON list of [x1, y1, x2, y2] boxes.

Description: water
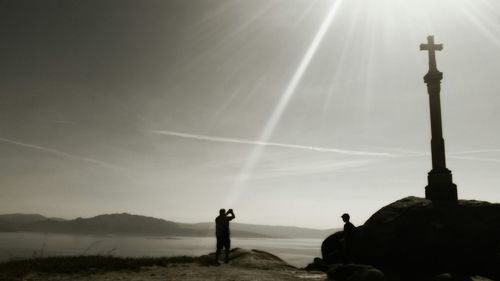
[[0, 232, 321, 267]]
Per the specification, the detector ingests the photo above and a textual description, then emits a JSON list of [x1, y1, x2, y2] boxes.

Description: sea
[[0, 232, 322, 267]]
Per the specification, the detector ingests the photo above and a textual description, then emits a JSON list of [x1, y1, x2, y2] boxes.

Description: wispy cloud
[[361, 145, 428, 157], [0, 137, 126, 170], [38, 119, 77, 125], [258, 159, 378, 178], [143, 129, 396, 157], [449, 155, 500, 164], [447, 149, 500, 164], [449, 149, 500, 155]]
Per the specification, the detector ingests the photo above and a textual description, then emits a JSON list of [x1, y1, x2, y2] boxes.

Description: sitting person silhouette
[[341, 213, 357, 262], [215, 208, 236, 264]]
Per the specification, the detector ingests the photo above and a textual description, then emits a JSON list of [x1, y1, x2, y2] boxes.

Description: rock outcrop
[[358, 197, 500, 273], [202, 248, 296, 270], [327, 263, 386, 281], [321, 230, 345, 264], [320, 196, 500, 279]]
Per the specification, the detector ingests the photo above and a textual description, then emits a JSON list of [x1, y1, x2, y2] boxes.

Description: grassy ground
[[0, 255, 216, 281]]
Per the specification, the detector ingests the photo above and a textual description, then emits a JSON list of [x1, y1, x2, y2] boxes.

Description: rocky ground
[[7, 249, 327, 281], [22, 263, 326, 281]]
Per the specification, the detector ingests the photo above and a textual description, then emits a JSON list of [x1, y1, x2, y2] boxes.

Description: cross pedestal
[[420, 36, 458, 204]]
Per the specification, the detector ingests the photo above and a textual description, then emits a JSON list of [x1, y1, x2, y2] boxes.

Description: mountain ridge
[[0, 213, 337, 239]]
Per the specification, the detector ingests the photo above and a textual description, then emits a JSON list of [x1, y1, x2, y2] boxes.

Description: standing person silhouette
[[341, 213, 357, 262], [215, 208, 235, 264]]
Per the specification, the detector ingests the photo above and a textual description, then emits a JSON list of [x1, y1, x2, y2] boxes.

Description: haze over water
[[0, 232, 320, 267]]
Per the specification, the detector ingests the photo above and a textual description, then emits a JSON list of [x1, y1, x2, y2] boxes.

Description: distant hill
[[180, 222, 336, 239], [0, 213, 337, 239], [0, 214, 48, 224]]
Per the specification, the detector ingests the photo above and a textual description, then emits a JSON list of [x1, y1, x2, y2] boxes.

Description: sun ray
[[321, 0, 362, 118], [223, 0, 346, 206], [461, 1, 500, 49]]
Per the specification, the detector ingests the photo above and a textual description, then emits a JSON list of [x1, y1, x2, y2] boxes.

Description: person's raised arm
[[226, 209, 236, 221]]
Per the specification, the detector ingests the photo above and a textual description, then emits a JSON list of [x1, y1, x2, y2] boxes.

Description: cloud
[[449, 155, 500, 164], [0, 136, 126, 170], [449, 149, 500, 155], [38, 119, 77, 125], [447, 149, 500, 164], [143, 129, 396, 157]]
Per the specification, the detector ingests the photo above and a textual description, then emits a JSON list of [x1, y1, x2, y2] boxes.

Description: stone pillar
[[423, 69, 457, 204], [420, 36, 458, 204]]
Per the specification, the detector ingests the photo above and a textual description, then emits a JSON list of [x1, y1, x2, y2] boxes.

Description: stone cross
[[420, 35, 443, 73], [419, 35, 457, 204]]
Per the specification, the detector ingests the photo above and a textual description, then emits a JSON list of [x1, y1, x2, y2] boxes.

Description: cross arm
[[420, 43, 443, 51]]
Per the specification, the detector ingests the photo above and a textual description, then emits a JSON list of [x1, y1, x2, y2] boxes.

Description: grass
[[0, 254, 217, 281]]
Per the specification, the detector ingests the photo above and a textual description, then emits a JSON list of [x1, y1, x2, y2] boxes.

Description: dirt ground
[[23, 263, 327, 281]]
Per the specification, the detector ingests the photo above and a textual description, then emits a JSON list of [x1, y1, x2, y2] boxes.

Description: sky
[[1, 0, 500, 229]]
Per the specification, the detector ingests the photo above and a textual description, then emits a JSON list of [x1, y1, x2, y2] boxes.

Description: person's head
[[219, 209, 226, 216], [341, 213, 350, 222]]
